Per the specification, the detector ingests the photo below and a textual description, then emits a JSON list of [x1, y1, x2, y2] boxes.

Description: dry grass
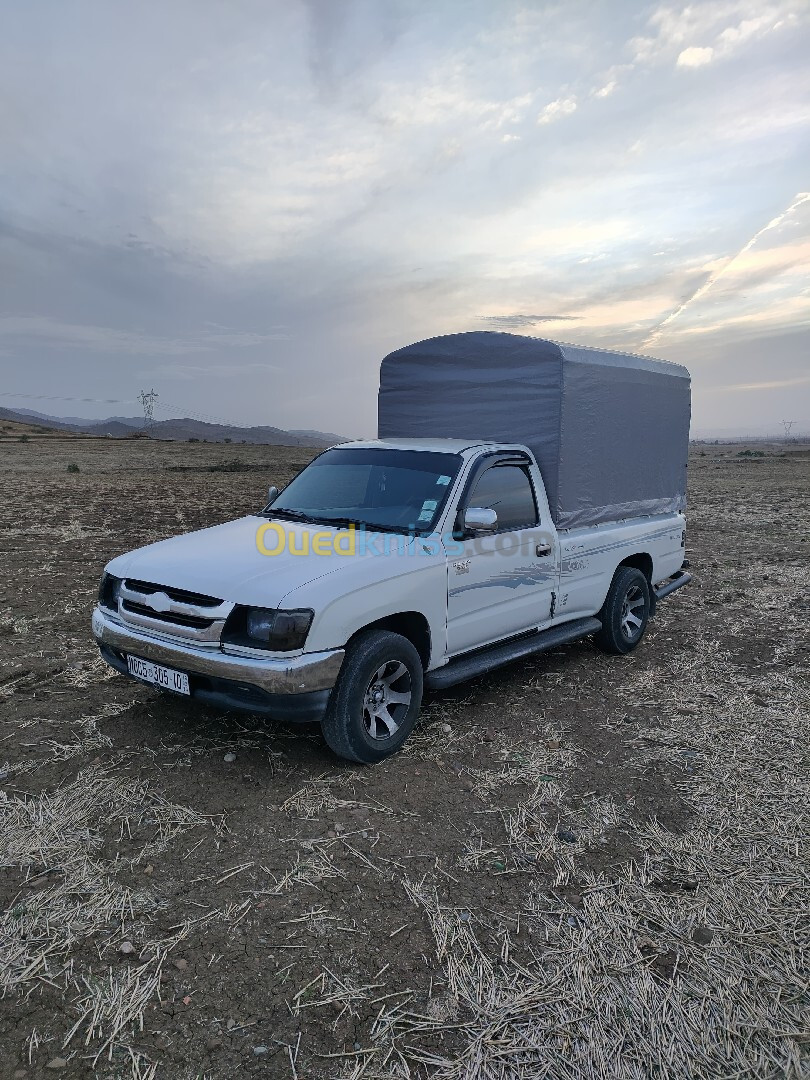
[[282, 774, 396, 820], [0, 765, 222, 1068], [366, 611, 809, 1079], [1, 441, 807, 1078]]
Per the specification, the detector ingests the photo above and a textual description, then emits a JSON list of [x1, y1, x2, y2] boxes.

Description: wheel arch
[[618, 552, 653, 583], [345, 611, 432, 670], [617, 553, 655, 613]]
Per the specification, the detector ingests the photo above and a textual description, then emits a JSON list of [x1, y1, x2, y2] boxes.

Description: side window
[[468, 465, 537, 531]]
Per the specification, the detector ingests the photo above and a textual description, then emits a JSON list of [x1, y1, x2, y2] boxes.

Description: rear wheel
[[594, 567, 651, 655], [322, 630, 423, 763]]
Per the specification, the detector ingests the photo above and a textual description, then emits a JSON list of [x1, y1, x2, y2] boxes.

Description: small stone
[[546, 738, 561, 750], [354, 1041, 362, 1051], [205, 1039, 222, 1052], [463, 781, 474, 792], [326, 830, 336, 839], [45, 1060, 68, 1071], [692, 924, 714, 945], [173, 958, 188, 970], [556, 827, 577, 845], [226, 1018, 237, 1030], [253, 1046, 269, 1056], [441, 723, 452, 734], [143, 864, 154, 875], [15, 1071, 29, 1078], [483, 728, 496, 742], [223, 752, 236, 762], [119, 940, 135, 955]]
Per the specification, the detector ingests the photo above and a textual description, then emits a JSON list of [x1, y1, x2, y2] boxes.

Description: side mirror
[[463, 507, 497, 535], [266, 485, 279, 505]]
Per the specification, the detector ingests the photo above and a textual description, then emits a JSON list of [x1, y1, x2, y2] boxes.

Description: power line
[[155, 399, 257, 430]]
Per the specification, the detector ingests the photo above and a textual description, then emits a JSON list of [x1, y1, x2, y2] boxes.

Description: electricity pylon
[[138, 389, 159, 434]]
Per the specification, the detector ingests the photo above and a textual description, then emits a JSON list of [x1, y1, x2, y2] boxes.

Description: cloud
[[537, 97, 577, 125], [593, 80, 618, 97], [0, 1, 807, 436], [643, 192, 810, 346], [0, 316, 286, 356], [631, 1, 806, 67], [477, 314, 578, 328], [144, 361, 281, 381], [677, 46, 714, 67], [709, 374, 810, 391]]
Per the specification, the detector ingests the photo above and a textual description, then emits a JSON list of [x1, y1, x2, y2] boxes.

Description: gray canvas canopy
[[377, 332, 691, 530]]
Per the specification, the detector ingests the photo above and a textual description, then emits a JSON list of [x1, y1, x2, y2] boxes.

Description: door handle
[[536, 542, 552, 557]]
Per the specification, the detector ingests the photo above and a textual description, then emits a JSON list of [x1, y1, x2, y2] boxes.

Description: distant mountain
[[10, 407, 105, 426], [0, 406, 349, 446], [0, 407, 76, 432]]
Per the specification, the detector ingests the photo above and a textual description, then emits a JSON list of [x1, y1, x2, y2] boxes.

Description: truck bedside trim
[[91, 606, 345, 695]]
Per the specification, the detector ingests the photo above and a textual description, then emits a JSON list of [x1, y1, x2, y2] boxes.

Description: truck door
[[444, 459, 558, 656]]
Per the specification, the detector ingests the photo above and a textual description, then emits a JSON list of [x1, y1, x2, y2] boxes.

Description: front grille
[[125, 579, 224, 608], [117, 579, 233, 643], [121, 600, 214, 630]]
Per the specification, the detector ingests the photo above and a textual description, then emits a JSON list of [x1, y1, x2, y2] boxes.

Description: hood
[[106, 515, 417, 609]]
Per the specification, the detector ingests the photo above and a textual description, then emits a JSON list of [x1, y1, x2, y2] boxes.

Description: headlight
[[98, 573, 123, 612], [222, 606, 313, 652]]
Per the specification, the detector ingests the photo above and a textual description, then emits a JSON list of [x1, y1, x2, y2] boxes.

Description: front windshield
[[268, 448, 462, 534]]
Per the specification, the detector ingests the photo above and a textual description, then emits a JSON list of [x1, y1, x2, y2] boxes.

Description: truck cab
[[93, 437, 689, 762]]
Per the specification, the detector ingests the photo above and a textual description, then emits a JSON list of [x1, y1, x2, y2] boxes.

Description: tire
[[594, 567, 651, 655], [321, 630, 423, 763]]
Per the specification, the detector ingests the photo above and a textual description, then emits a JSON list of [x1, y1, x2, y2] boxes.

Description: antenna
[[138, 389, 159, 434], [781, 420, 795, 439]]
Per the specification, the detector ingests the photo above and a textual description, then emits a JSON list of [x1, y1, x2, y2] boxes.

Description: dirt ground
[[1, 436, 808, 1080]]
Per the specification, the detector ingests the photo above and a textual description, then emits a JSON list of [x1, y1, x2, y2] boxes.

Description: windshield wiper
[[312, 516, 411, 535], [262, 508, 322, 524]]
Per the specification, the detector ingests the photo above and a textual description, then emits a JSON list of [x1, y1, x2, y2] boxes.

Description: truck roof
[[336, 438, 528, 455]]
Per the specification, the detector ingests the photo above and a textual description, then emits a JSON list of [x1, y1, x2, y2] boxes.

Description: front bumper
[[92, 606, 344, 722]]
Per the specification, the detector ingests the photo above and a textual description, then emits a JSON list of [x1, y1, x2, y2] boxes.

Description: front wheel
[[321, 630, 423, 763], [594, 567, 651, 655]]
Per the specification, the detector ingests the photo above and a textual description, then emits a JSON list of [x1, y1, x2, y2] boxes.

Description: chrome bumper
[[91, 607, 344, 695]]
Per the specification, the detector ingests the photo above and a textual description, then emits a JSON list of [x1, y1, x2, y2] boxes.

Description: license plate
[[126, 655, 190, 696]]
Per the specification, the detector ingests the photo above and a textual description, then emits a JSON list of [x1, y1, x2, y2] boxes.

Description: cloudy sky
[[1, 0, 808, 437]]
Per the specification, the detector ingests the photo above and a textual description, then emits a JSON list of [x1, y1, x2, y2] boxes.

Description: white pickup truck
[[93, 334, 691, 762]]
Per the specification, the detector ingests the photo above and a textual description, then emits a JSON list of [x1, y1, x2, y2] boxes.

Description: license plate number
[[126, 655, 190, 696]]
